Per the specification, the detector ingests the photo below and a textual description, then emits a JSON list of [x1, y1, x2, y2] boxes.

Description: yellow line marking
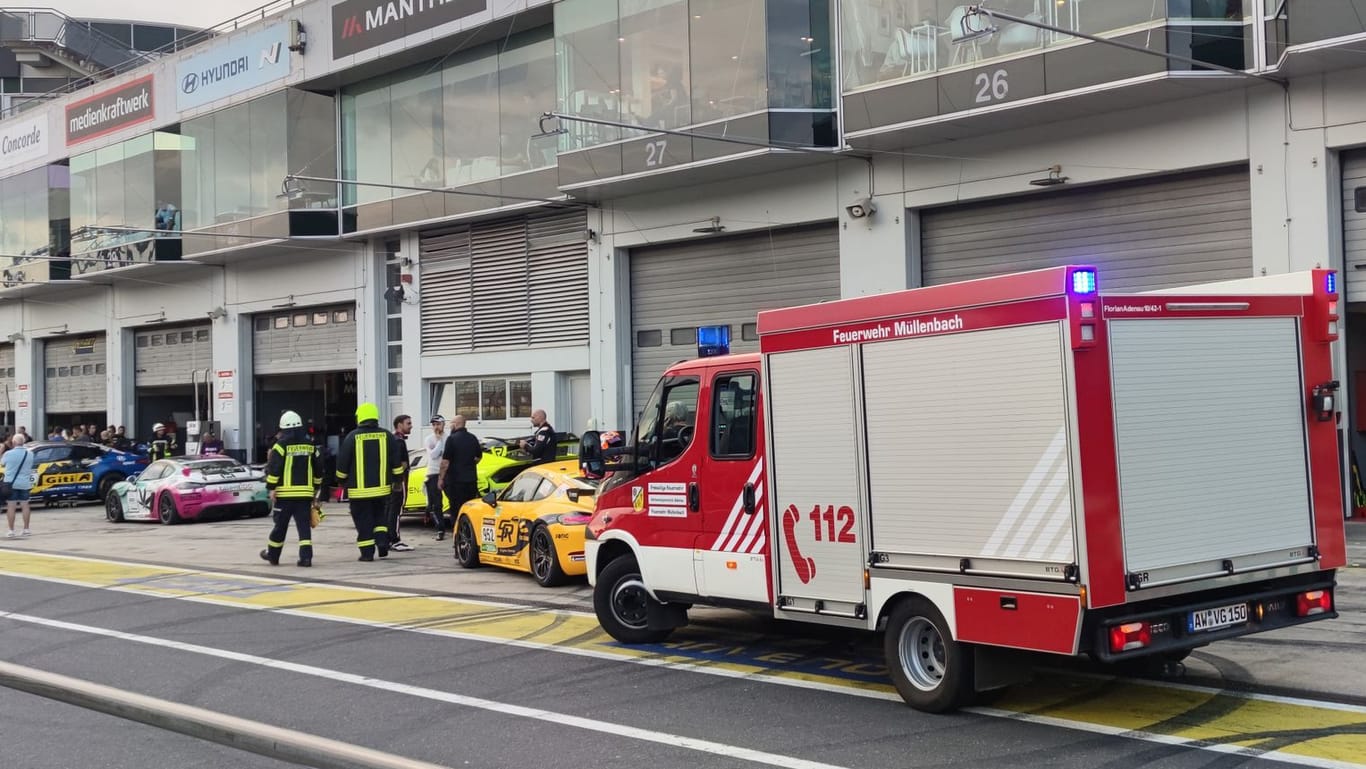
[[1, 551, 1363, 768]]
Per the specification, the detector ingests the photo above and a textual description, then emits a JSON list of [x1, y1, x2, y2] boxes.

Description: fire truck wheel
[[594, 556, 673, 644], [454, 516, 482, 569], [884, 597, 973, 713]]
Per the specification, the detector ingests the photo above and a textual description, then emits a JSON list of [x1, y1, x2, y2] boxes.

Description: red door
[[693, 367, 770, 604]]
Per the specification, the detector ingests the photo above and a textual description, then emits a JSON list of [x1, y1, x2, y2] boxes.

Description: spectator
[[2, 433, 37, 538]]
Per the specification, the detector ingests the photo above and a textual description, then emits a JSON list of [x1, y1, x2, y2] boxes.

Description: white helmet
[[153, 422, 165, 432], [279, 410, 303, 430]]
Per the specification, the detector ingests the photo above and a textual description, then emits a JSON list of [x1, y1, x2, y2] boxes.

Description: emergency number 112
[[809, 505, 856, 543]]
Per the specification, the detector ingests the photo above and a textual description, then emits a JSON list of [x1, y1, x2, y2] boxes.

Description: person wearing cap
[[425, 415, 449, 540], [336, 403, 406, 561], [260, 410, 322, 567]]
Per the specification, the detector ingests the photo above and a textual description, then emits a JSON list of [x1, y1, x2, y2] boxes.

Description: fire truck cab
[[585, 266, 1345, 713]]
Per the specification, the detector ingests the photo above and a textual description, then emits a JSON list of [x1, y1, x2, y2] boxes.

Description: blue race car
[[0, 441, 151, 505]]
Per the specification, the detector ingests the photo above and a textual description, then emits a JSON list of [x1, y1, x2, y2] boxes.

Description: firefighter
[[259, 411, 322, 567], [148, 422, 177, 460], [336, 402, 406, 561]]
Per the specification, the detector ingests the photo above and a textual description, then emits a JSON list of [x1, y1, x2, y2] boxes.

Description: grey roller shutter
[[134, 323, 212, 387], [0, 343, 14, 414], [629, 225, 840, 411], [1341, 150, 1366, 301], [420, 226, 473, 353], [45, 333, 107, 413], [921, 167, 1253, 291], [419, 210, 589, 354], [528, 211, 590, 346], [252, 304, 357, 376]]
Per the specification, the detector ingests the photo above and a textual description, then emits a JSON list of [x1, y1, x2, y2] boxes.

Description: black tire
[[530, 526, 568, 588], [97, 473, 124, 502], [884, 597, 974, 714], [593, 556, 674, 644], [454, 516, 481, 569], [105, 494, 125, 523], [158, 493, 181, 525]]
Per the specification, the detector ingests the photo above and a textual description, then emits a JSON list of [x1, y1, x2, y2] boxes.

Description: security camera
[[846, 197, 877, 219]]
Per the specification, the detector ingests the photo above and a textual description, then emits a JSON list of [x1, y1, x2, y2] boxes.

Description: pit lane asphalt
[[2, 504, 1365, 768], [0, 575, 1318, 769]]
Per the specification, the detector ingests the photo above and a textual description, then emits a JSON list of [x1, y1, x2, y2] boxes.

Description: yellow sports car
[[404, 434, 582, 518], [452, 460, 598, 587]]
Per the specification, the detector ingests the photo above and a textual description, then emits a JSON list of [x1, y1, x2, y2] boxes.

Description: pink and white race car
[[104, 456, 271, 524]]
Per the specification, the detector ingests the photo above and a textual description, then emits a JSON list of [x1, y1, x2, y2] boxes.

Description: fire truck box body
[[585, 266, 1344, 712]]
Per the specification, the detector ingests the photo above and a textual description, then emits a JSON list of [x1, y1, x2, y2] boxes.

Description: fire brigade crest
[[631, 486, 645, 512]]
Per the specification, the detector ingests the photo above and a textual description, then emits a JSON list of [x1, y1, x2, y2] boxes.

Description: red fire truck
[[585, 266, 1345, 713]]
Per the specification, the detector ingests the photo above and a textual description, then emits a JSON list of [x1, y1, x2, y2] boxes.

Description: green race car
[[404, 433, 581, 516]]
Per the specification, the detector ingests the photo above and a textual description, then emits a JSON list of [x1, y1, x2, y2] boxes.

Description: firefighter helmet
[[355, 402, 380, 424], [601, 430, 623, 451], [279, 410, 303, 430]]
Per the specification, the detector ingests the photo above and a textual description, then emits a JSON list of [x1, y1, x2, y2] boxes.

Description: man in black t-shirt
[[438, 415, 482, 538]]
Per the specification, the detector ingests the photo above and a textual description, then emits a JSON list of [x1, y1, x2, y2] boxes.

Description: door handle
[[688, 482, 700, 513], [742, 482, 756, 514]]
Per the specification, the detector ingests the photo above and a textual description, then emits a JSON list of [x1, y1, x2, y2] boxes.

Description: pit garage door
[[0, 343, 14, 424], [629, 225, 841, 410], [920, 166, 1253, 291], [44, 333, 106, 414], [135, 323, 212, 388], [253, 304, 357, 376]]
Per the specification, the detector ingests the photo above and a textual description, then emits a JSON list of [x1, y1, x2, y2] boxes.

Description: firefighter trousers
[[265, 499, 313, 565], [349, 496, 390, 559]]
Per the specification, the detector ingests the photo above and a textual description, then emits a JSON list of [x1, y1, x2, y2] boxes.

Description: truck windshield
[[636, 376, 700, 468]]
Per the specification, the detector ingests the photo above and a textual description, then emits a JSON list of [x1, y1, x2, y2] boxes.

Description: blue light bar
[[1326, 272, 1337, 295], [1071, 269, 1097, 295], [697, 325, 731, 357]]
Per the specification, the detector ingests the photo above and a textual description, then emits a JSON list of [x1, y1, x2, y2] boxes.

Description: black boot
[[297, 558, 312, 567], [259, 549, 279, 566]]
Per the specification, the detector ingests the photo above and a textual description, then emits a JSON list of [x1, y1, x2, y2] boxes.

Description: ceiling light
[[1029, 165, 1069, 187]]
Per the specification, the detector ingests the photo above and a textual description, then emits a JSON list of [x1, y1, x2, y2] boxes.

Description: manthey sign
[[0, 113, 48, 170], [65, 76, 155, 146], [176, 24, 292, 111], [331, 0, 486, 58]]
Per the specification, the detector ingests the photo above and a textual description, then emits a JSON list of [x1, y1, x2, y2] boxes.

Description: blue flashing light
[[1326, 272, 1337, 295], [1071, 269, 1098, 295], [697, 325, 731, 358]]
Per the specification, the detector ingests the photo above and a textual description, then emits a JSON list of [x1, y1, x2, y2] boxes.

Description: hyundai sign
[[176, 24, 292, 112]]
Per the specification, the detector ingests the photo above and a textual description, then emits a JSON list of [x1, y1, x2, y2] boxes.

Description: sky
[[47, 1, 274, 30]]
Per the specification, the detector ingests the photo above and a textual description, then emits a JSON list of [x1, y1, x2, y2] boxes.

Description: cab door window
[[710, 372, 757, 459], [638, 377, 700, 467]]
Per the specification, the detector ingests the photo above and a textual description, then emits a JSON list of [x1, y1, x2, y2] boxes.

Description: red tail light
[[1295, 590, 1332, 617], [1108, 622, 1151, 653]]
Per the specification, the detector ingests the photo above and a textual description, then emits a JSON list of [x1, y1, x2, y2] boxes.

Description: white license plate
[[1188, 602, 1249, 633]]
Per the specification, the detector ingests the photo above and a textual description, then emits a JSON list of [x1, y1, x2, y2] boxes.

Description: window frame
[[708, 369, 759, 460]]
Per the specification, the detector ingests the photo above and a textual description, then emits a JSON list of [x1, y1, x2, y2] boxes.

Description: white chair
[[996, 12, 1044, 55], [881, 23, 939, 78], [945, 6, 982, 65]]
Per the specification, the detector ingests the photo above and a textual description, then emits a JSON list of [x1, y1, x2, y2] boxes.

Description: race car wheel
[[97, 473, 124, 502], [530, 525, 567, 588], [105, 494, 125, 523], [454, 516, 481, 569], [158, 493, 182, 525], [884, 596, 973, 714], [594, 556, 673, 645]]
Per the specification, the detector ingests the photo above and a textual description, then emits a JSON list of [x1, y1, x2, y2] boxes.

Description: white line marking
[[973, 706, 1366, 769], [0, 611, 855, 769], [4, 553, 1366, 769]]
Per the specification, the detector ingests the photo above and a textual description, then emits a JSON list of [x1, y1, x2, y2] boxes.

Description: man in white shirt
[[425, 415, 448, 540]]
